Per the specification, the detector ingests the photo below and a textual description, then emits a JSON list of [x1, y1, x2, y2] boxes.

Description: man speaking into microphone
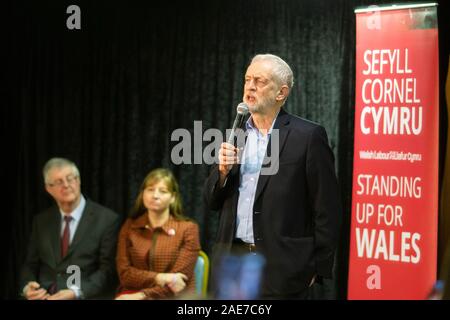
[[204, 54, 342, 299]]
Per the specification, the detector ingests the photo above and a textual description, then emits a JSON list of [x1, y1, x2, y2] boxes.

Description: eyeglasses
[[47, 175, 79, 187]]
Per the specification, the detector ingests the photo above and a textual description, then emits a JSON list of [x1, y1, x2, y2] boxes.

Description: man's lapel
[[254, 109, 290, 202], [49, 208, 62, 266]]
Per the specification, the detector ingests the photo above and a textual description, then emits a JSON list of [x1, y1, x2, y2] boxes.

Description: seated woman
[[115, 168, 200, 300]]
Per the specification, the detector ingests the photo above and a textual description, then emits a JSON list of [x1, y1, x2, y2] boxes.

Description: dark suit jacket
[[20, 199, 120, 299], [204, 109, 342, 297]]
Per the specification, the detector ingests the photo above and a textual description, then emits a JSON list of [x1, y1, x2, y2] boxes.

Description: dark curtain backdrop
[[2, 0, 449, 299]]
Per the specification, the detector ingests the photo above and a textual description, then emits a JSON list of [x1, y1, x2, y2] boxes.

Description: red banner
[[348, 4, 439, 299]]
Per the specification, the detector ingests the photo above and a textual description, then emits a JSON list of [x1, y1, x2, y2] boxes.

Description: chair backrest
[[194, 250, 209, 298]]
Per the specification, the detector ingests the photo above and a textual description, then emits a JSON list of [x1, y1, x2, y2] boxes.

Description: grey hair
[[43, 157, 80, 184], [251, 54, 294, 90]]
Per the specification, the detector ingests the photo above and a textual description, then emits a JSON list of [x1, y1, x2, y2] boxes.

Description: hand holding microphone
[[218, 142, 238, 179], [218, 103, 248, 183]]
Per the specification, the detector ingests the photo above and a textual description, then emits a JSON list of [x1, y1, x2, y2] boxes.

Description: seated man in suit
[[20, 157, 120, 300]]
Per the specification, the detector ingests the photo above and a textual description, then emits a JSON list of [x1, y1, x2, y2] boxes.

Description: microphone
[[227, 102, 249, 145]]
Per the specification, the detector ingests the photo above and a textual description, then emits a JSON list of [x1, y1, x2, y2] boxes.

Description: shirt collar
[[131, 213, 179, 235], [60, 194, 86, 221], [245, 109, 280, 135]]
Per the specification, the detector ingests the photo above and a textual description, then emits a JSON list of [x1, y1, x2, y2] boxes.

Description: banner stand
[[348, 3, 439, 299]]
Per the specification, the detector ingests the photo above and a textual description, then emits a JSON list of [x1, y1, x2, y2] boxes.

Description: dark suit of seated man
[[20, 157, 120, 300]]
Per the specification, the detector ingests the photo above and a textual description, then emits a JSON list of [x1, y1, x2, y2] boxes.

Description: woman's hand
[[156, 272, 188, 294], [167, 273, 188, 294], [115, 292, 146, 300]]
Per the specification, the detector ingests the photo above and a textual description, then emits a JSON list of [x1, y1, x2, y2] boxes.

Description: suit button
[[254, 211, 260, 215], [256, 237, 263, 241]]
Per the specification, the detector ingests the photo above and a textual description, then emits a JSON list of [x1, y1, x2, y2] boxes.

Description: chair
[[194, 250, 209, 298]]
